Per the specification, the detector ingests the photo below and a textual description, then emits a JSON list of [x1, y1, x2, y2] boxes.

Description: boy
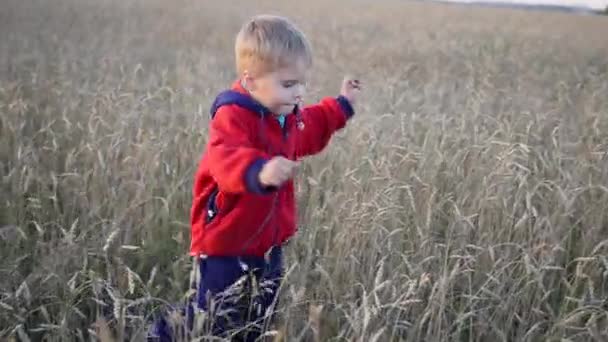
[[162, 14, 360, 341]]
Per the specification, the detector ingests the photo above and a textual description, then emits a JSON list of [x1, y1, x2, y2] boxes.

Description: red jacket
[[190, 80, 354, 257]]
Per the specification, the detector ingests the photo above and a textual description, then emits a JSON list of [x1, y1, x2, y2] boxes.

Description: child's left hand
[[340, 77, 361, 106]]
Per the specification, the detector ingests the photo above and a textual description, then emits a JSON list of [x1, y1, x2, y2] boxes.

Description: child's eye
[[281, 81, 297, 88]]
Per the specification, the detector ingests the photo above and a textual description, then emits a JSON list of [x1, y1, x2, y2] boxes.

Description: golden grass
[[1, 0, 608, 340]]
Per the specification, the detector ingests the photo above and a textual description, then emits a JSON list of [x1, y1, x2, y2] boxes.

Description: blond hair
[[235, 15, 312, 77]]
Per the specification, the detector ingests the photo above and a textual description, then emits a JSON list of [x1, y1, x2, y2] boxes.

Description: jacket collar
[[209, 80, 273, 119]]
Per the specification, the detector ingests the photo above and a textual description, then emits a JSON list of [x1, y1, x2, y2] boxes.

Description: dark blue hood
[[209, 90, 273, 119], [208, 88, 355, 121]]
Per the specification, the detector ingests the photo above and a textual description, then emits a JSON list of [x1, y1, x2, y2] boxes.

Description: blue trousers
[[149, 247, 283, 341]]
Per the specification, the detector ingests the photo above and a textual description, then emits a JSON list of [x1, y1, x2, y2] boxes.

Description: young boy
[[158, 14, 360, 341]]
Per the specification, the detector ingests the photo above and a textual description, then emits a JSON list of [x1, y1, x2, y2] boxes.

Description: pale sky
[[449, 0, 608, 9]]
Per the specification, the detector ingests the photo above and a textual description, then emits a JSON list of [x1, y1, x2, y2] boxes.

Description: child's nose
[[294, 85, 305, 99]]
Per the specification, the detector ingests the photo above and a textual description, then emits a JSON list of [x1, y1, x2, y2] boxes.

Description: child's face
[[246, 60, 308, 115]]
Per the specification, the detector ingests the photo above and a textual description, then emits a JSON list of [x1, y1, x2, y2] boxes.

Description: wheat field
[[1, 0, 608, 340]]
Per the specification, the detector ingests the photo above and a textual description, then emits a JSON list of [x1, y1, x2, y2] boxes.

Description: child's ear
[[242, 71, 256, 92]]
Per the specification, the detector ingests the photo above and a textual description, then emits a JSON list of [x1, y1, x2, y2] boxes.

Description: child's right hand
[[259, 156, 299, 187]]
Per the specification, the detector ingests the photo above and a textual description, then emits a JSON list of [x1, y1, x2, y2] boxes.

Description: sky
[[445, 0, 608, 9]]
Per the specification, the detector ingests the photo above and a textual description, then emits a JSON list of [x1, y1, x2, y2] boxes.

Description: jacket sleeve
[[295, 95, 355, 158], [207, 106, 274, 195]]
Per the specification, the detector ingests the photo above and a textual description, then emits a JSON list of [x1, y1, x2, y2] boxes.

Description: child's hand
[[340, 77, 361, 105], [259, 156, 299, 187]]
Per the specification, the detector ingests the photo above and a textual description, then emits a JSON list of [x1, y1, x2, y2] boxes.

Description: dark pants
[[149, 247, 283, 341]]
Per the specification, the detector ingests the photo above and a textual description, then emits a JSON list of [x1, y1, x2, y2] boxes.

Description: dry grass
[[1, 0, 608, 340]]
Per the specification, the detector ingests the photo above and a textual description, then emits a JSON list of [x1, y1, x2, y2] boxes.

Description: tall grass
[[1, 0, 607, 340]]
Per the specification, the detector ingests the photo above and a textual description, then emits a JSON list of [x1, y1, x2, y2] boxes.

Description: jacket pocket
[[205, 187, 220, 223]]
